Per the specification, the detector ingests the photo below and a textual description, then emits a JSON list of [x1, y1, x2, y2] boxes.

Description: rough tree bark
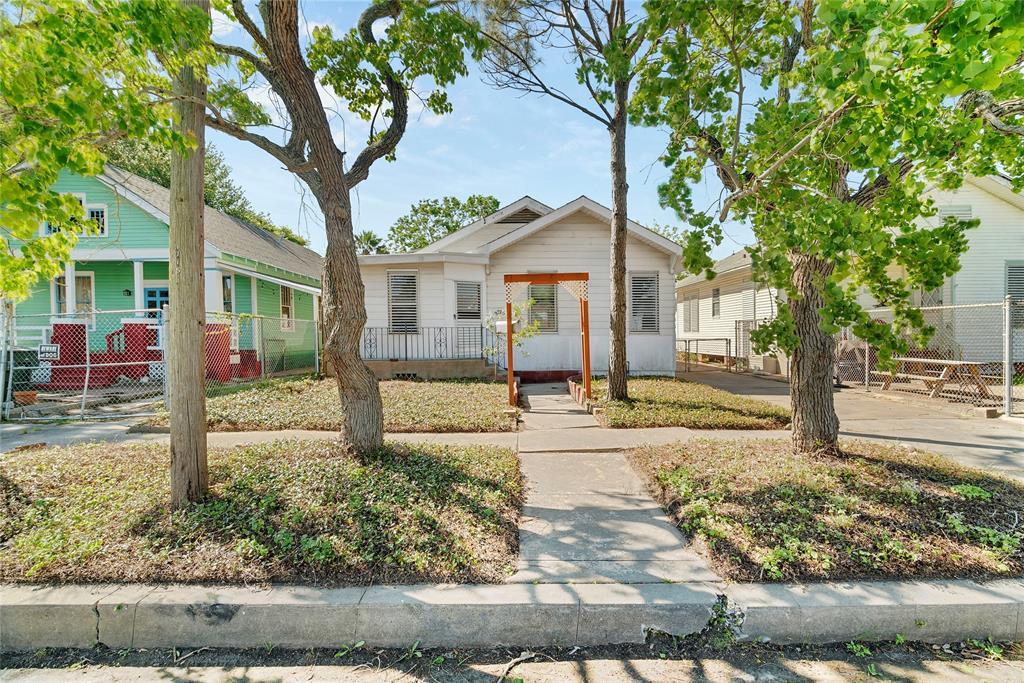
[[169, 0, 209, 509], [260, 1, 386, 451], [606, 78, 630, 401], [787, 252, 839, 453]]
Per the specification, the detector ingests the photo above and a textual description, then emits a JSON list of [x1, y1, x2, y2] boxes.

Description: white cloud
[[211, 9, 238, 37]]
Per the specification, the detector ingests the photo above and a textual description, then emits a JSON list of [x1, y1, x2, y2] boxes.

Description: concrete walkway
[[511, 384, 717, 584], [682, 369, 1024, 480]]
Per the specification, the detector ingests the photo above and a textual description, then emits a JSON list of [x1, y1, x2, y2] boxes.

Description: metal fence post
[[0, 302, 10, 419], [80, 320, 91, 419], [162, 307, 171, 411], [1005, 294, 1013, 417], [864, 337, 870, 389]]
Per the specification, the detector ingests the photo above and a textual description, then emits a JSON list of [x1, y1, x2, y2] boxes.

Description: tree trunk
[[788, 252, 839, 453], [168, 0, 209, 509], [606, 80, 630, 401], [319, 183, 384, 452]]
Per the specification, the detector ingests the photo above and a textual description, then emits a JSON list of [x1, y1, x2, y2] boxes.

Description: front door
[[144, 287, 169, 318]]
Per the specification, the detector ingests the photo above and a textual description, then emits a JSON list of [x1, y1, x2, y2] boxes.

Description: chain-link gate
[[835, 298, 1023, 416], [1, 309, 319, 421]]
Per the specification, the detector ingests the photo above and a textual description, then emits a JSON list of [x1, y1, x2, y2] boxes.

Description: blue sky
[[209, 1, 753, 259]]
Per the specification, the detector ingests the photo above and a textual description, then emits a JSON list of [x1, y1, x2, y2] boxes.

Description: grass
[[0, 440, 523, 585], [593, 377, 790, 429], [149, 376, 516, 432], [629, 439, 1024, 582]]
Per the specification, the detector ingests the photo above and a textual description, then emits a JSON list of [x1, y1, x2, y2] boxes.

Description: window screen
[[528, 283, 558, 333], [711, 288, 721, 317], [279, 286, 294, 331], [388, 271, 418, 333], [455, 281, 482, 320], [629, 272, 659, 332]]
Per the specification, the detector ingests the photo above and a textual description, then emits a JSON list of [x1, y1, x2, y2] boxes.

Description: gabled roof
[[482, 196, 683, 266], [417, 196, 554, 253], [963, 175, 1024, 212], [98, 166, 323, 282], [676, 249, 752, 289]]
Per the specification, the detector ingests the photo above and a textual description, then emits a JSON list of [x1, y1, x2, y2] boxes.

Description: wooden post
[[505, 299, 515, 406], [581, 297, 592, 400], [168, 0, 209, 510]]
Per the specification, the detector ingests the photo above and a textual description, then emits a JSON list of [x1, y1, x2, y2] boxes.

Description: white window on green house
[[43, 194, 85, 235], [85, 205, 107, 236], [455, 281, 482, 321], [629, 272, 659, 333], [387, 270, 418, 333], [222, 275, 234, 313], [54, 273, 95, 322], [528, 283, 558, 333], [280, 285, 294, 331], [711, 288, 721, 318]]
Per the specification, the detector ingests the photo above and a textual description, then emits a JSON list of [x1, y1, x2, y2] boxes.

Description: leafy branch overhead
[[386, 195, 500, 252], [635, 0, 1024, 364]]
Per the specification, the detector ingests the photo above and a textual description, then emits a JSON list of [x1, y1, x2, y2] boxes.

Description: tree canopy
[[1, 0, 208, 302], [355, 230, 387, 255], [104, 138, 308, 245], [635, 0, 1024, 449], [386, 194, 500, 252]]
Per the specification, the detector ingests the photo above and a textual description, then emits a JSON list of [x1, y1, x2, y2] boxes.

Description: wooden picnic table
[[879, 357, 994, 400]]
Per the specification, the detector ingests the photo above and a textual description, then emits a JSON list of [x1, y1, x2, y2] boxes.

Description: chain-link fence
[[0, 309, 319, 420], [835, 298, 1023, 415]]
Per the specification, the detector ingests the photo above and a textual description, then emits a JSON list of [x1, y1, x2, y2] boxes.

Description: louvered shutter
[[388, 271, 418, 333], [527, 283, 558, 333], [938, 205, 973, 222], [1009, 264, 1024, 300], [630, 273, 660, 332], [455, 281, 482, 320]]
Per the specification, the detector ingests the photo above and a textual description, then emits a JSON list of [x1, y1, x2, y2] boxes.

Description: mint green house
[[9, 166, 323, 386]]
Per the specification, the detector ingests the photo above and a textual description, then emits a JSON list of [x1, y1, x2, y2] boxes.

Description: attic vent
[[496, 208, 542, 224], [938, 205, 972, 222]]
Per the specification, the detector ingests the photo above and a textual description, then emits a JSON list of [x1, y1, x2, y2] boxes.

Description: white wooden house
[[358, 196, 682, 379], [675, 175, 1024, 373]]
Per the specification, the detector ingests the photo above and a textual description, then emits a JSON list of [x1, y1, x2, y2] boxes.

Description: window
[[629, 272, 659, 333], [54, 273, 95, 321], [682, 293, 699, 333], [43, 194, 85, 235], [528, 283, 558, 333], [1009, 264, 1024, 328], [280, 285, 294, 331], [85, 205, 107, 236], [711, 288, 721, 318], [222, 275, 234, 313], [455, 281, 482, 321], [387, 270, 418, 333]]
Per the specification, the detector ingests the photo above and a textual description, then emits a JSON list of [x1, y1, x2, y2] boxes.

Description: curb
[[3, 579, 1022, 651]]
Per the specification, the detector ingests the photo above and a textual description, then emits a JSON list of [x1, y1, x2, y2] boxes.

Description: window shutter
[[938, 205, 972, 222], [455, 281, 482, 320], [629, 273, 659, 332], [527, 283, 558, 333], [1008, 264, 1024, 300], [388, 271, 418, 333]]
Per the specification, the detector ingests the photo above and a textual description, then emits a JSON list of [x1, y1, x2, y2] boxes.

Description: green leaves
[[1, 0, 209, 301], [386, 194, 500, 252]]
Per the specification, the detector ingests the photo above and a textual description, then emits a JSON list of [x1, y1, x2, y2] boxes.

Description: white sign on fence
[[37, 343, 60, 361]]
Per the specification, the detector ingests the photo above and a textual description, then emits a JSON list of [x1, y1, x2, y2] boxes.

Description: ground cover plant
[[0, 440, 523, 585], [148, 376, 516, 432], [594, 377, 790, 429], [629, 439, 1024, 582]]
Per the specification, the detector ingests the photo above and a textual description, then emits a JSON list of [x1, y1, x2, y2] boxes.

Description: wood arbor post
[[503, 273, 591, 406]]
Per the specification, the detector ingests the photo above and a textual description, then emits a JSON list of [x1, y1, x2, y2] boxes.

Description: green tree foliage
[[0, 0, 209, 302], [355, 230, 387, 255], [386, 195, 500, 252], [104, 138, 308, 245], [635, 0, 1024, 449]]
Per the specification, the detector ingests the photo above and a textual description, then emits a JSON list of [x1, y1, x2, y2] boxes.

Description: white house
[[358, 196, 682, 380], [675, 175, 1024, 374]]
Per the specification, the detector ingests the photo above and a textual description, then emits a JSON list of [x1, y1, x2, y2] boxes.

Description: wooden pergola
[[503, 272, 592, 406]]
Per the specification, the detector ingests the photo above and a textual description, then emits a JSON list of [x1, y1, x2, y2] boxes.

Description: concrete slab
[[574, 582, 721, 645], [519, 383, 600, 431], [508, 559, 721, 584], [355, 584, 580, 647], [0, 584, 119, 650], [519, 452, 648, 496]]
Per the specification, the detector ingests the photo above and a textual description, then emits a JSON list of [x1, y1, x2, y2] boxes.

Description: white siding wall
[[485, 214, 677, 374], [440, 222, 524, 253]]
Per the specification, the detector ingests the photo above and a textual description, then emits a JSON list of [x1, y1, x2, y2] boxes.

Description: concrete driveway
[[682, 369, 1024, 479]]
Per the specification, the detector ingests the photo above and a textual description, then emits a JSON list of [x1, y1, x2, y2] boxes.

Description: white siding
[[485, 214, 677, 374], [439, 222, 525, 253]]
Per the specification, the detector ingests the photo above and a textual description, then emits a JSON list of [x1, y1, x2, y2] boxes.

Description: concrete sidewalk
[[683, 369, 1024, 480]]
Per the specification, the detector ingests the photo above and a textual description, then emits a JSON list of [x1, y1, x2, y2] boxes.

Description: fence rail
[[360, 326, 498, 362], [1, 309, 319, 420]]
